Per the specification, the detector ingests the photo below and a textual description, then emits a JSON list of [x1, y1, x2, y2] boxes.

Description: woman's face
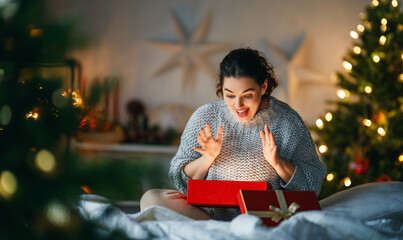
[[223, 76, 268, 123]]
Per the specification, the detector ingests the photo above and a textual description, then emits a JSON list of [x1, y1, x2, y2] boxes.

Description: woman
[[140, 48, 326, 221]]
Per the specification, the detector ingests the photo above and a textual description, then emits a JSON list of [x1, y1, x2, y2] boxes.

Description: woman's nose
[[235, 98, 243, 108]]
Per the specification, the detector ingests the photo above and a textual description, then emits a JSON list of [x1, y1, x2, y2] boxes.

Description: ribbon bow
[[248, 190, 300, 223]]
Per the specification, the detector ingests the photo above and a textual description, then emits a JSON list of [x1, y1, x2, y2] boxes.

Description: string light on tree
[[381, 18, 388, 26], [377, 127, 386, 136], [363, 118, 372, 127], [325, 112, 333, 122], [392, 0, 398, 7], [319, 144, 328, 153], [337, 89, 350, 99], [364, 86, 372, 94], [350, 31, 359, 39], [26, 111, 39, 120], [46, 201, 71, 227], [373, 54, 380, 63], [399, 73, 403, 82], [379, 35, 387, 45], [399, 154, 403, 163], [343, 60, 353, 71], [371, 0, 379, 7], [353, 46, 361, 54], [34, 149, 56, 173], [326, 173, 334, 182], [357, 24, 365, 32], [342, 177, 352, 187], [0, 170, 18, 199], [316, 119, 324, 130]]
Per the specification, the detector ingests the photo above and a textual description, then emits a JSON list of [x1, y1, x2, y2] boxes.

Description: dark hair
[[216, 48, 278, 98]]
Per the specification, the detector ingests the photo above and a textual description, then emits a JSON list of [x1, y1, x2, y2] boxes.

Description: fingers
[[205, 122, 212, 138], [264, 124, 271, 145], [216, 126, 224, 142], [193, 147, 206, 155], [199, 127, 207, 142], [197, 133, 206, 148], [260, 130, 266, 145]]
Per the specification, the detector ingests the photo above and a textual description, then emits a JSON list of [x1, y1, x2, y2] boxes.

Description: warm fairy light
[[377, 127, 386, 136], [399, 74, 403, 82], [359, 12, 366, 19], [379, 35, 386, 45], [343, 61, 352, 71], [371, 0, 379, 7], [364, 86, 372, 94], [325, 112, 333, 122], [316, 119, 324, 130], [353, 46, 361, 54], [30, 28, 43, 38], [392, 0, 398, 7], [343, 177, 352, 187], [326, 173, 334, 182], [337, 89, 349, 99], [399, 154, 403, 162], [26, 111, 39, 120], [0, 105, 12, 125], [363, 119, 372, 127], [357, 24, 365, 32], [46, 201, 70, 227], [319, 145, 328, 153], [350, 31, 359, 39], [72, 91, 83, 107], [373, 54, 380, 63], [80, 185, 92, 194], [401, 53, 403, 59], [0, 170, 17, 199], [380, 24, 387, 32], [381, 18, 388, 26], [35, 149, 56, 173]]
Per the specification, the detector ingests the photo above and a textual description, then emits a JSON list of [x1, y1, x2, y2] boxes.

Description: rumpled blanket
[[77, 194, 403, 240]]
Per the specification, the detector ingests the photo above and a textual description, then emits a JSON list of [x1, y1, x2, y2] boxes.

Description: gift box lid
[[187, 180, 270, 207], [237, 190, 321, 226]]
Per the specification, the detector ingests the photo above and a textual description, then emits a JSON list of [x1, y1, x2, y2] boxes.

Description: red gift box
[[237, 190, 321, 226], [187, 180, 270, 207]]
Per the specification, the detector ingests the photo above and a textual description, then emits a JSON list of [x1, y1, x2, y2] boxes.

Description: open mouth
[[236, 108, 249, 117]]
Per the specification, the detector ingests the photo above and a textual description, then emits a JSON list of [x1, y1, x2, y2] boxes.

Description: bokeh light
[[35, 149, 56, 173]]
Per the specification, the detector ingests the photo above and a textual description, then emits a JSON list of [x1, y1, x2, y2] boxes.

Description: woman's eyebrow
[[224, 88, 255, 93]]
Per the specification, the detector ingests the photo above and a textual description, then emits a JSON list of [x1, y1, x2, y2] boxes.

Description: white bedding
[[78, 182, 403, 240]]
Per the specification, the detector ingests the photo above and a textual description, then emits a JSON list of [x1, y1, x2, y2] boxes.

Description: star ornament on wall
[[262, 36, 327, 106], [150, 12, 228, 90]]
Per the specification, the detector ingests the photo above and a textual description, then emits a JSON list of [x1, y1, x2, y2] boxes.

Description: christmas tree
[[0, 1, 163, 238], [311, 0, 403, 199]]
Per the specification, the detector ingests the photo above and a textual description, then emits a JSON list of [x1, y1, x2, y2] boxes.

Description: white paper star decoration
[[151, 12, 228, 90], [262, 36, 327, 106]]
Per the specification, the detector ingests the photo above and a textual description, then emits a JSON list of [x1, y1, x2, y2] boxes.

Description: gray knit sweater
[[169, 96, 326, 220]]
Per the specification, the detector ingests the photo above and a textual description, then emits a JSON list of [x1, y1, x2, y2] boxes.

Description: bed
[[78, 181, 403, 240]]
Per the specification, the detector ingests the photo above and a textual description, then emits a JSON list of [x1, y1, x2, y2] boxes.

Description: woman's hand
[[260, 124, 295, 183], [260, 124, 280, 168], [193, 123, 224, 164]]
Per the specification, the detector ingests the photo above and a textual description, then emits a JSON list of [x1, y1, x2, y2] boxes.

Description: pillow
[[319, 181, 403, 221]]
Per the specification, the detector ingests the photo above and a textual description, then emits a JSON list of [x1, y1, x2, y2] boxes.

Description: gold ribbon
[[247, 190, 300, 223]]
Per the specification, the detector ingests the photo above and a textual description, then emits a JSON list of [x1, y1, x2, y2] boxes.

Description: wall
[[46, 0, 370, 130]]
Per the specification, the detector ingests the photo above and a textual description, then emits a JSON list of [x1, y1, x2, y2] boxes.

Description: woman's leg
[[140, 189, 211, 220]]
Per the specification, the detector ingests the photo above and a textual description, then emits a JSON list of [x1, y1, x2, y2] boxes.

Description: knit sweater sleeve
[[168, 103, 216, 194], [278, 118, 327, 195]]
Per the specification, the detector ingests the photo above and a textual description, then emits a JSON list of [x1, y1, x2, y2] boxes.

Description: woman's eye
[[226, 95, 235, 99], [244, 95, 253, 99]]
